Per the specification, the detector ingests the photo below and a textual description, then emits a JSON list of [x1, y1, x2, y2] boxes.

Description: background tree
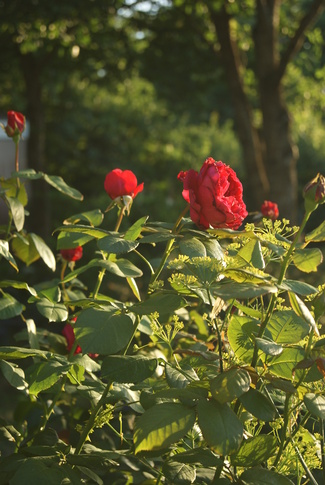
[[133, 0, 325, 220]]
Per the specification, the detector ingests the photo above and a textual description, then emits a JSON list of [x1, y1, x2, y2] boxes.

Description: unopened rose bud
[[5, 111, 26, 139], [303, 173, 325, 212]]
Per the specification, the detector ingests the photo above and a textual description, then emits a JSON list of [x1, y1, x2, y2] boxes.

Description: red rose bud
[[62, 323, 82, 354], [260, 200, 279, 220], [104, 169, 144, 200], [178, 157, 247, 229], [60, 246, 83, 262], [62, 322, 98, 358], [303, 173, 325, 212], [5, 111, 26, 138]]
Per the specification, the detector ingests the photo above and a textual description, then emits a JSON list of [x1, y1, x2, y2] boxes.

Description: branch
[[276, 0, 325, 83]]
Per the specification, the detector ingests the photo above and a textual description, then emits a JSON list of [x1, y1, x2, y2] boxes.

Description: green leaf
[[63, 209, 104, 226], [55, 224, 113, 239], [267, 310, 310, 344], [134, 402, 196, 453], [29, 361, 70, 395], [166, 364, 199, 389], [11, 233, 40, 266], [280, 279, 318, 295], [108, 258, 143, 278], [172, 448, 222, 467], [210, 368, 251, 404], [288, 292, 319, 336], [237, 239, 265, 269], [304, 393, 325, 419], [125, 216, 149, 241], [0, 280, 36, 296], [29, 233, 56, 271], [36, 299, 68, 323], [0, 293, 24, 320], [239, 389, 277, 421], [101, 355, 157, 383], [0, 346, 48, 360], [56, 231, 94, 249], [203, 238, 224, 260], [43, 173, 83, 200], [292, 247, 323, 273], [231, 435, 278, 467], [179, 237, 207, 258], [131, 292, 187, 316], [127, 277, 141, 301], [12, 169, 42, 180], [75, 307, 134, 355], [162, 461, 196, 485], [228, 315, 259, 363], [211, 281, 277, 300], [197, 399, 243, 455], [305, 220, 325, 243], [0, 360, 28, 390], [97, 235, 139, 254], [255, 337, 283, 356], [268, 347, 305, 380], [240, 468, 294, 484], [140, 232, 174, 244], [0, 240, 18, 271], [0, 178, 28, 205], [7, 196, 25, 232]]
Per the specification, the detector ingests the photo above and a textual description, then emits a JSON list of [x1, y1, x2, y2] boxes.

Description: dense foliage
[[0, 121, 325, 484]]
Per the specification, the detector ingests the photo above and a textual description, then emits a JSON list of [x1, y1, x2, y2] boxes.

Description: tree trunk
[[19, 54, 50, 236], [254, 0, 298, 221], [210, 6, 269, 213]]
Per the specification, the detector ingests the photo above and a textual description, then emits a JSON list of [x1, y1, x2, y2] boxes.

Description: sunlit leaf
[[43, 173, 83, 200], [134, 402, 195, 453], [305, 220, 325, 243], [64, 209, 104, 227], [292, 247, 323, 273], [267, 310, 309, 344], [240, 467, 294, 484], [210, 368, 251, 404], [0, 293, 24, 320], [231, 435, 277, 467], [7, 196, 24, 232], [36, 298, 68, 322], [304, 393, 325, 420], [0, 360, 28, 390], [0, 240, 18, 271]]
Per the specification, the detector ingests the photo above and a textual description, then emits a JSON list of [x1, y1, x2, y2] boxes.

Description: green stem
[[251, 209, 312, 368], [321, 418, 325, 485], [208, 289, 223, 372], [123, 315, 141, 356], [293, 443, 319, 485], [14, 140, 20, 189], [149, 205, 189, 286], [75, 382, 112, 454], [273, 393, 290, 467]]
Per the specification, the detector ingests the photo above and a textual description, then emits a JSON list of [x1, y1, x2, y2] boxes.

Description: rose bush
[[0, 113, 325, 485]]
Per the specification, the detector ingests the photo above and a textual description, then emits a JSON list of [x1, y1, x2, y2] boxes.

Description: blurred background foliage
[[0, 0, 324, 235]]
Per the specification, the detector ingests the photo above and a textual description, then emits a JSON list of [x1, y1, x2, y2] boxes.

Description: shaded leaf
[[97, 235, 139, 254], [0, 293, 24, 320], [197, 399, 243, 455], [7, 196, 24, 232], [101, 355, 157, 383], [0, 240, 18, 271], [239, 389, 277, 421], [304, 393, 325, 420], [0, 360, 28, 390], [29, 361, 70, 395], [231, 435, 277, 467], [237, 239, 265, 269], [131, 292, 186, 316], [210, 368, 251, 404], [36, 299, 68, 322], [162, 461, 196, 484], [43, 173, 83, 200], [240, 467, 294, 484]]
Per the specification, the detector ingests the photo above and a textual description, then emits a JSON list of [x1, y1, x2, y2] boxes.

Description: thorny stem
[[149, 205, 189, 286]]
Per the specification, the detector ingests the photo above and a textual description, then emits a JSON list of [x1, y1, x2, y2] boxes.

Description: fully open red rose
[[261, 200, 279, 220], [5, 111, 26, 138], [178, 157, 247, 229], [104, 169, 144, 200], [60, 246, 83, 262]]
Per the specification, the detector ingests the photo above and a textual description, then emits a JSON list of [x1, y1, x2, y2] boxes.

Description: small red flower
[[5, 111, 26, 138], [62, 323, 82, 354], [261, 201, 279, 220], [104, 169, 144, 200], [178, 157, 247, 230], [62, 322, 98, 358], [60, 246, 83, 262]]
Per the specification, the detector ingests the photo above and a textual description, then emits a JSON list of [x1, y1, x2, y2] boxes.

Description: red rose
[[178, 157, 247, 229], [260, 200, 279, 220], [5, 111, 26, 138], [104, 169, 144, 200], [60, 246, 83, 262]]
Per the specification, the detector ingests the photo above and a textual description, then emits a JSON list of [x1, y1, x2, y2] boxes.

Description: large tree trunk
[[208, 0, 324, 222], [254, 0, 298, 221]]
